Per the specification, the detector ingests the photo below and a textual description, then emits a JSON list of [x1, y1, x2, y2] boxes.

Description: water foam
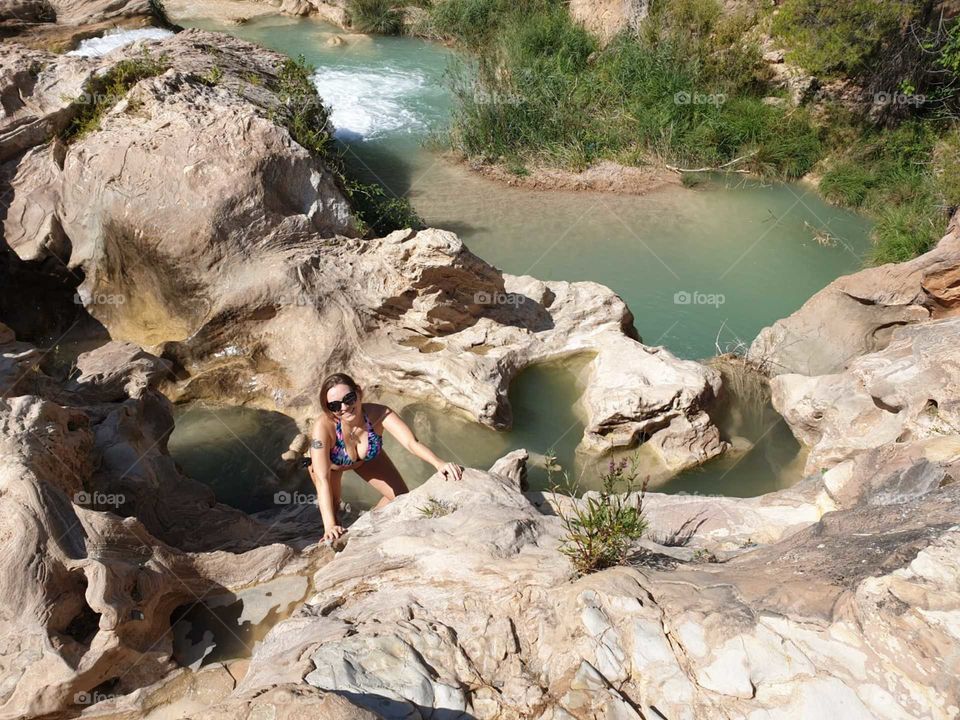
[[68, 28, 175, 57], [312, 67, 428, 141]]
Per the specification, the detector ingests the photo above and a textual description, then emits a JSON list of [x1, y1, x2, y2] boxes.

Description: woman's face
[[326, 383, 361, 421]]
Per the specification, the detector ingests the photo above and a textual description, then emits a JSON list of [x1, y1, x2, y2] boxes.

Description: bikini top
[[330, 412, 383, 467]]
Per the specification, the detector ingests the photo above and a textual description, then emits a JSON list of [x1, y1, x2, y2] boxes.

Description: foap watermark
[[674, 91, 726, 106], [472, 87, 526, 105], [674, 290, 725, 307], [74, 291, 125, 306], [74, 691, 116, 706], [474, 291, 527, 306], [874, 91, 926, 107], [275, 292, 313, 307], [74, 490, 126, 508], [274, 490, 318, 505]]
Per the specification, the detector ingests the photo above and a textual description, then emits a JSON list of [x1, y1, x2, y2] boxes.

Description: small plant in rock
[[61, 54, 168, 143], [201, 64, 224, 86], [552, 457, 649, 575], [270, 55, 334, 158], [418, 497, 456, 518]]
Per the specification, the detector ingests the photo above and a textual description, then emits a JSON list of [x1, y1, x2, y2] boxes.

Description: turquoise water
[[168, 14, 872, 507]]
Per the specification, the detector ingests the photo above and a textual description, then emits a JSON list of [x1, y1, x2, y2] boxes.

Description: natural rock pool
[[167, 13, 872, 506]]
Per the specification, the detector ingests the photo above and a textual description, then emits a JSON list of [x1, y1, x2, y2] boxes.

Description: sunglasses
[[327, 391, 358, 413]]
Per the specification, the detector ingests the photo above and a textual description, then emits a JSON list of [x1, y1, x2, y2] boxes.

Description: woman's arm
[[309, 419, 344, 540], [380, 408, 463, 481]]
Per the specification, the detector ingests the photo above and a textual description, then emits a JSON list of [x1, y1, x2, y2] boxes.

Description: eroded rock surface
[[230, 450, 960, 720], [772, 317, 960, 474], [0, 324, 338, 719]]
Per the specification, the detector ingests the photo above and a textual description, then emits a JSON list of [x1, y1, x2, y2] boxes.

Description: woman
[[308, 372, 463, 542]]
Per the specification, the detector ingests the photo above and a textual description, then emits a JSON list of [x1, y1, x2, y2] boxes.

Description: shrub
[[772, 0, 916, 76], [552, 458, 649, 575], [344, 179, 424, 237], [347, 0, 404, 35], [61, 55, 168, 143], [270, 55, 334, 157]]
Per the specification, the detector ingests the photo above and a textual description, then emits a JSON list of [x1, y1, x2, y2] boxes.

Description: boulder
[[749, 215, 960, 376], [771, 317, 960, 474]]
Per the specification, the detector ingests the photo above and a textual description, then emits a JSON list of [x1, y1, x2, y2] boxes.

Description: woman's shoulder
[[364, 403, 394, 425], [311, 415, 335, 437]]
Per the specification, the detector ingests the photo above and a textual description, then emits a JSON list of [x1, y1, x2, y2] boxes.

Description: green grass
[[442, 0, 820, 177], [434, 0, 958, 263], [819, 119, 956, 264], [61, 55, 168, 143], [347, 0, 404, 35]]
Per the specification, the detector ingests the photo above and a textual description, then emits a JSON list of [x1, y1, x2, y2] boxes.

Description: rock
[[0, 325, 349, 719], [236, 449, 960, 720], [569, 0, 649, 44], [771, 317, 960, 474], [489, 447, 529, 488], [762, 48, 785, 63], [750, 214, 960, 376], [67, 341, 173, 403]]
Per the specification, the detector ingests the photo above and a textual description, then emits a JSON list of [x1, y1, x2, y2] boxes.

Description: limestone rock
[[771, 317, 960, 474], [569, 0, 648, 43], [750, 215, 960, 376], [0, 326, 340, 719], [238, 450, 960, 720]]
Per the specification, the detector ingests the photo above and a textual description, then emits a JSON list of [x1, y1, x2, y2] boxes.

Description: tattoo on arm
[[311, 439, 324, 449]]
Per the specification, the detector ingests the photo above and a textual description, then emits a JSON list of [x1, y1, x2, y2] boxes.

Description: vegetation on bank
[[346, 0, 405, 34], [416, 0, 959, 264], [270, 56, 423, 236]]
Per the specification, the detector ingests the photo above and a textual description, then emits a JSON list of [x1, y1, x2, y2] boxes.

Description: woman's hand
[[322, 524, 347, 543], [438, 461, 463, 481]]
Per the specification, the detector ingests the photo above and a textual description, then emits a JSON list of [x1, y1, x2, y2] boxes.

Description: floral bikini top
[[330, 412, 383, 467]]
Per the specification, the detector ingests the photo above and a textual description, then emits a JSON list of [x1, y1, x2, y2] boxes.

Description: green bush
[[61, 55, 168, 143], [345, 179, 424, 237], [270, 56, 334, 157], [347, 0, 404, 35], [552, 458, 649, 575], [772, 0, 916, 76]]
